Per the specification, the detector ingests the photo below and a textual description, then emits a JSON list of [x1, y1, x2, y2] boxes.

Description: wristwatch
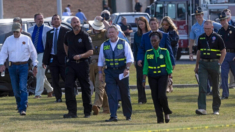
[[126, 67, 130, 70]]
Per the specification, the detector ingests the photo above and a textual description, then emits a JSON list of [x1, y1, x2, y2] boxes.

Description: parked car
[[0, 18, 81, 97], [111, 12, 150, 48]]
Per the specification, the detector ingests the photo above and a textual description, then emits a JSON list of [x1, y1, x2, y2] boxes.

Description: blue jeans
[[221, 52, 235, 97], [104, 69, 132, 118], [8, 64, 28, 112]]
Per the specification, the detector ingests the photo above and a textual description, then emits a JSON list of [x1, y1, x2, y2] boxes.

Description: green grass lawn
[[0, 88, 235, 132], [129, 64, 197, 85]]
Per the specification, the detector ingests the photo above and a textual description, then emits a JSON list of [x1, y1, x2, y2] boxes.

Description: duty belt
[[200, 59, 219, 62], [69, 59, 88, 63], [226, 49, 235, 53]]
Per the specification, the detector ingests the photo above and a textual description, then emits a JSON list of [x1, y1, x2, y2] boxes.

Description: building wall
[[3, 0, 103, 20], [132, 0, 151, 12]]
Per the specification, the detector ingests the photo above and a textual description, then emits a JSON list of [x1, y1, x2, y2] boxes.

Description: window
[[117, 15, 150, 24], [168, 4, 176, 19], [0, 23, 14, 44], [177, 4, 186, 20], [155, 4, 163, 20]]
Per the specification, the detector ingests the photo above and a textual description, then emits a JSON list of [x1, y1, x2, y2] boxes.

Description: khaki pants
[[89, 62, 109, 111], [35, 53, 53, 96]]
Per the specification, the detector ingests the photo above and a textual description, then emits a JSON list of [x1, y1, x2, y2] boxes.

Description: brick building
[[2, 0, 103, 20]]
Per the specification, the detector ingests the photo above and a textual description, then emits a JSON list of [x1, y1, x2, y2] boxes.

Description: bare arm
[[189, 39, 195, 61], [219, 49, 226, 64], [73, 50, 93, 60]]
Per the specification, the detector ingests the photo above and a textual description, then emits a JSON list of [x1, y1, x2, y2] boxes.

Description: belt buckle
[[76, 60, 80, 63]]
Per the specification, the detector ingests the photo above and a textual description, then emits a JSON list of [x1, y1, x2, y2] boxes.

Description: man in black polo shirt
[[63, 17, 93, 118], [218, 12, 235, 99], [194, 20, 226, 115], [120, 17, 133, 43]]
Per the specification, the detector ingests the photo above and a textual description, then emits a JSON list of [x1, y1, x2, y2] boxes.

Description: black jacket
[[43, 26, 70, 65], [159, 28, 179, 47]]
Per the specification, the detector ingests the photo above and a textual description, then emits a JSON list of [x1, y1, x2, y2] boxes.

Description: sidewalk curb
[[129, 84, 198, 89]]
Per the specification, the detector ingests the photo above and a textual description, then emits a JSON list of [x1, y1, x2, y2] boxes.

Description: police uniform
[[218, 12, 235, 99], [196, 31, 225, 114], [87, 29, 109, 114], [64, 30, 93, 117], [98, 38, 134, 121], [143, 47, 173, 123], [190, 7, 221, 94]]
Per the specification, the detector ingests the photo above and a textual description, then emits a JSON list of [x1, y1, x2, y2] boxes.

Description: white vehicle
[[150, 0, 235, 60]]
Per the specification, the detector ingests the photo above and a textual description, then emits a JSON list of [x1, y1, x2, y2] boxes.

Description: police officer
[[189, 7, 221, 94], [142, 32, 173, 123], [194, 20, 226, 115], [98, 25, 134, 122], [218, 12, 235, 99], [63, 17, 93, 118], [87, 17, 109, 115], [223, 9, 235, 88]]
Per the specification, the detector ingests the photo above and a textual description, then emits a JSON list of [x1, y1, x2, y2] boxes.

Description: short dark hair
[[34, 13, 43, 19], [78, 9, 81, 12], [52, 14, 60, 21], [149, 31, 162, 40], [149, 17, 159, 24], [67, 4, 71, 7], [223, 9, 231, 13], [13, 17, 22, 25]]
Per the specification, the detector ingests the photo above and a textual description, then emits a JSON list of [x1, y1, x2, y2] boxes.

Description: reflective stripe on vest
[[103, 39, 126, 68]]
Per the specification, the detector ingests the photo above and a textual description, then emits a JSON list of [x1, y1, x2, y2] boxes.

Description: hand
[[123, 69, 129, 77], [138, 60, 142, 67], [169, 74, 172, 78], [99, 73, 103, 82], [126, 29, 130, 33], [73, 55, 81, 60], [33, 67, 37, 77], [189, 53, 194, 61], [42, 64, 47, 69], [0, 65, 6, 72], [194, 67, 198, 73], [95, 16, 103, 21], [142, 82, 146, 88]]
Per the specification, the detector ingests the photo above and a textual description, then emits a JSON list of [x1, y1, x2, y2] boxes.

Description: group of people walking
[[0, 6, 234, 124]]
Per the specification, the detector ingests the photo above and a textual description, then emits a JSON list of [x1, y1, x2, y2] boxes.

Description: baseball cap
[[12, 22, 21, 32]]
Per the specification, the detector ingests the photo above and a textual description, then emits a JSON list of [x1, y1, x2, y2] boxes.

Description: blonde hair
[[160, 16, 178, 34]]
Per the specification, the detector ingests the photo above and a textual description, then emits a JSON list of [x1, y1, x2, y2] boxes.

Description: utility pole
[[57, 0, 62, 18], [0, 0, 3, 19]]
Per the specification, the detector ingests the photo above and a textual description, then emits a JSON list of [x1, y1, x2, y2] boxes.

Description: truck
[[149, 0, 235, 60]]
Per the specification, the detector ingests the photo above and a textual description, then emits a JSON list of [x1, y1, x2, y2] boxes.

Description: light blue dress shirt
[[189, 19, 221, 45]]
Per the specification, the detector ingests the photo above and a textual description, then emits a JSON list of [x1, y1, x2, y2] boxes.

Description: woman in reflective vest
[[142, 31, 173, 124]]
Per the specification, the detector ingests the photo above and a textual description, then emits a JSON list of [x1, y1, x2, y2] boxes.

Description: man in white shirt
[[0, 23, 38, 115], [28, 13, 53, 98], [98, 25, 134, 122], [65, 4, 72, 16]]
